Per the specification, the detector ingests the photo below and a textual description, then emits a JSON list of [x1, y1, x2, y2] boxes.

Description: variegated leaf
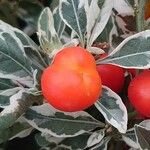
[[59, 133, 90, 149], [39, 130, 105, 149], [38, 7, 62, 54], [88, 0, 113, 46], [95, 86, 128, 133], [24, 103, 105, 137], [87, 129, 105, 148], [0, 29, 32, 78], [98, 30, 150, 69], [122, 128, 139, 149], [59, 0, 88, 46], [0, 78, 16, 90], [42, 133, 64, 148], [87, 47, 105, 55], [0, 122, 32, 144], [90, 137, 111, 150], [86, 0, 101, 43], [0, 87, 21, 108], [35, 133, 51, 147], [0, 89, 41, 130], [133, 119, 150, 150], [139, 119, 150, 130], [113, 0, 134, 14], [9, 117, 33, 139], [63, 38, 79, 48], [135, 124, 150, 150], [0, 20, 47, 87], [53, 7, 65, 38]]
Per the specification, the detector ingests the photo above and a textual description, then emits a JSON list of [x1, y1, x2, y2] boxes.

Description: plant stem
[[128, 110, 138, 120], [135, 0, 147, 32]]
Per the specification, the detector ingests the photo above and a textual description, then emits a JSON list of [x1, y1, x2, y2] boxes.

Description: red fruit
[[41, 47, 102, 112], [128, 70, 150, 117], [96, 64, 125, 93]]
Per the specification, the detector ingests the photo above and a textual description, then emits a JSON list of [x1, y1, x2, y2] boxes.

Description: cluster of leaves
[[0, 0, 150, 149]]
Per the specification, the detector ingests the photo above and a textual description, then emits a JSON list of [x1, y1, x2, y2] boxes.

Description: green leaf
[[0, 122, 32, 144], [0, 87, 21, 108], [97, 16, 113, 43], [95, 86, 128, 133], [90, 137, 111, 150], [0, 89, 42, 130], [59, 133, 91, 149], [35, 132, 64, 149], [87, 0, 113, 46], [24, 47, 49, 71], [50, 0, 59, 11], [24, 103, 105, 137], [98, 30, 150, 69], [0, 78, 16, 90], [59, 0, 88, 46], [122, 128, 139, 149], [38, 7, 62, 55]]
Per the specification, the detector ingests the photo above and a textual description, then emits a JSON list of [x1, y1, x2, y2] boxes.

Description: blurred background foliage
[[0, 0, 55, 35]]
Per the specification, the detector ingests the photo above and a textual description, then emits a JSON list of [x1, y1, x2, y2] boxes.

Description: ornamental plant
[[0, 0, 150, 149]]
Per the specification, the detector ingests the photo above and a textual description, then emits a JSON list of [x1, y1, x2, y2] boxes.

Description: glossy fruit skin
[[128, 70, 150, 117], [41, 47, 101, 112], [96, 64, 125, 93], [145, 0, 150, 20]]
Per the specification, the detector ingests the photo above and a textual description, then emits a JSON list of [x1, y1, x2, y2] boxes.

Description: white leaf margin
[[95, 86, 128, 133], [23, 103, 103, 138], [100, 30, 150, 69], [87, 129, 105, 148], [88, 0, 113, 46], [113, 0, 134, 14], [122, 128, 139, 149]]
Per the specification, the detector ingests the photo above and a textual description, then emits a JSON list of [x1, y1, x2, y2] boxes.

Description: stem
[[128, 110, 138, 120], [135, 0, 147, 32]]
